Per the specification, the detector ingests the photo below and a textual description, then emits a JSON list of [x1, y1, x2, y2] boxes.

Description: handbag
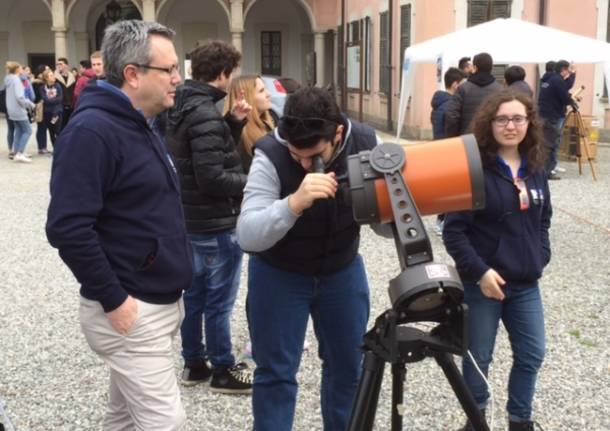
[[34, 101, 43, 123]]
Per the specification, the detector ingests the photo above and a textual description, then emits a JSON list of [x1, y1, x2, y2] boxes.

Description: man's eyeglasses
[[281, 116, 338, 131], [492, 115, 528, 127], [132, 63, 181, 76]]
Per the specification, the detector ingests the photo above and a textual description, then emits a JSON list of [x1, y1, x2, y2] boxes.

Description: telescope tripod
[[346, 306, 489, 431], [345, 142, 489, 431], [564, 107, 598, 181]]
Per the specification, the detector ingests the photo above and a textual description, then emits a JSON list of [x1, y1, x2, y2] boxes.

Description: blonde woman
[[225, 75, 274, 173]]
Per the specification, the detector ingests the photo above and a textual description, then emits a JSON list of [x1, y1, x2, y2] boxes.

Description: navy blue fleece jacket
[[443, 159, 552, 286], [46, 82, 193, 312]]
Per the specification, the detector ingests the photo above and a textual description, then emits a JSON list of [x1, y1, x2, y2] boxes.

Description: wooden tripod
[[563, 108, 598, 181]]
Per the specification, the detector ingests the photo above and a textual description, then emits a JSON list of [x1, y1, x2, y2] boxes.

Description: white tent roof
[[397, 18, 610, 140]]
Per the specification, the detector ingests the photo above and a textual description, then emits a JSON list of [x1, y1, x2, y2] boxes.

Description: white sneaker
[[555, 166, 566, 173], [14, 153, 32, 163]]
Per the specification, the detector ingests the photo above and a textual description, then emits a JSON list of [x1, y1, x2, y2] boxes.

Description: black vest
[[255, 117, 377, 275]]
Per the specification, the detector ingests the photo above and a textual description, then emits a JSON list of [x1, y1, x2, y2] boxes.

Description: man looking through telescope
[[236, 86, 391, 431]]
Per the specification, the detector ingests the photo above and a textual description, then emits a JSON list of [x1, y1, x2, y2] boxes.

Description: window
[[364, 16, 372, 92], [261, 31, 281, 76], [468, 1, 512, 82], [400, 4, 412, 82], [379, 11, 390, 94], [346, 18, 371, 91]]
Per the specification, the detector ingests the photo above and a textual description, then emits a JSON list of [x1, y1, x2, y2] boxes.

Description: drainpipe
[[536, 0, 547, 95], [386, 0, 394, 132]]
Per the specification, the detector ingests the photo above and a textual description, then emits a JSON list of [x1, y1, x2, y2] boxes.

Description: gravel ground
[[0, 121, 608, 431]]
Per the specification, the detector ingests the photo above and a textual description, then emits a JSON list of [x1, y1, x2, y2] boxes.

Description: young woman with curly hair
[[443, 90, 551, 431]]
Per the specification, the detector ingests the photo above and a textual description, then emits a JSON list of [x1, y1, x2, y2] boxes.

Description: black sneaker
[[210, 362, 253, 395], [181, 358, 212, 386]]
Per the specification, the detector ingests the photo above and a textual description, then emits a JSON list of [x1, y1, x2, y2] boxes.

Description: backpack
[[0, 88, 6, 114]]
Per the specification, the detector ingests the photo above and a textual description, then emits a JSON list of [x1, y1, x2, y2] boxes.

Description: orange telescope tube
[[348, 135, 485, 224]]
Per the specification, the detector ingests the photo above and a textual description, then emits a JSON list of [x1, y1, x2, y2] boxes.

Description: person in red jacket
[[73, 59, 96, 107]]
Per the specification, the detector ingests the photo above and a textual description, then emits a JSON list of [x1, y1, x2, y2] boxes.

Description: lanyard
[[513, 177, 530, 211]]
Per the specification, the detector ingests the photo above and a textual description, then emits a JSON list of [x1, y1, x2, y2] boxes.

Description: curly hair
[[190, 40, 241, 82], [470, 90, 545, 174]]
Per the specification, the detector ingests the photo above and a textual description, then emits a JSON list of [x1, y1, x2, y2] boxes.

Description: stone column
[[51, 0, 68, 61], [314, 31, 325, 86], [230, 0, 244, 52], [142, 0, 156, 22], [53, 28, 68, 60]]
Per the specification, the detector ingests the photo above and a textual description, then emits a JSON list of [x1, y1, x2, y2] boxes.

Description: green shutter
[[379, 11, 389, 94], [400, 4, 411, 81]]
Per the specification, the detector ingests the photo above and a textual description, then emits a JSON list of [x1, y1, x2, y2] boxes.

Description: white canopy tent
[[397, 18, 610, 140]]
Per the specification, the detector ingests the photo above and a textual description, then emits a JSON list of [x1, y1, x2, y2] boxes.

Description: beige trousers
[[79, 296, 185, 431]]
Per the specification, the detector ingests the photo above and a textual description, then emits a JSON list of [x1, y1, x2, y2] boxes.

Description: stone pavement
[[0, 118, 608, 430]]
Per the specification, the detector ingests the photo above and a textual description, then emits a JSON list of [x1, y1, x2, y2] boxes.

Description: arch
[[67, 0, 142, 23], [157, 0, 230, 23], [244, 0, 315, 31]]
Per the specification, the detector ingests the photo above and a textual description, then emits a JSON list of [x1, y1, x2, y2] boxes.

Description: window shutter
[[400, 4, 412, 81], [379, 11, 389, 94]]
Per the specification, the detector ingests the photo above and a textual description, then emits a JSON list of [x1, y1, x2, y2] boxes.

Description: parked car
[[260, 75, 301, 123]]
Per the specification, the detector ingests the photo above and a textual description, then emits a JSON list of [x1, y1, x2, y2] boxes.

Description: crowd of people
[[1, 51, 105, 162], [0, 17, 573, 431]]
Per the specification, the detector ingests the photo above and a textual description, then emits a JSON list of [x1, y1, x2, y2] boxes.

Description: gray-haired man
[[46, 20, 190, 430]]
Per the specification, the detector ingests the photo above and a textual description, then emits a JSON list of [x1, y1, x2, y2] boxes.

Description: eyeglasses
[[132, 63, 181, 76], [281, 116, 338, 131], [492, 115, 528, 127]]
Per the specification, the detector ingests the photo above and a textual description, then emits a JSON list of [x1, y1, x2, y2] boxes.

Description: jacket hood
[[468, 71, 497, 87], [73, 82, 147, 127], [168, 80, 226, 127], [3, 74, 14, 88], [541, 71, 555, 83], [431, 90, 452, 109], [82, 69, 97, 79]]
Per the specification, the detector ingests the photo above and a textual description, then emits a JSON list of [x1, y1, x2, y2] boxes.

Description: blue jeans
[[180, 229, 243, 367], [247, 254, 370, 431], [6, 117, 15, 151], [463, 282, 545, 422], [13, 120, 32, 154], [543, 118, 562, 174], [36, 121, 47, 151]]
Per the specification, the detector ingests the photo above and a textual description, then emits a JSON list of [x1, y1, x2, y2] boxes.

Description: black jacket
[[538, 72, 573, 121], [445, 72, 503, 137], [430, 90, 452, 139], [166, 80, 247, 234]]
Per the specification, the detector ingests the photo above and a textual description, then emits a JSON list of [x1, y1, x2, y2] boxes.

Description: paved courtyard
[[0, 120, 608, 430]]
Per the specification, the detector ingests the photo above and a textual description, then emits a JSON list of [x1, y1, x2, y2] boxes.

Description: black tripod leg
[[434, 352, 490, 431], [347, 350, 386, 431], [391, 362, 406, 431]]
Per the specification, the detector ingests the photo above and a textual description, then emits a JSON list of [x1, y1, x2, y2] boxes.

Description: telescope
[[340, 135, 490, 431]]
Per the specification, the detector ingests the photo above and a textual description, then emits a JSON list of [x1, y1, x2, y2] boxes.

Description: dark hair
[[458, 57, 471, 70], [545, 61, 556, 72], [279, 86, 342, 149], [470, 90, 545, 174], [555, 60, 570, 73], [473, 52, 493, 74], [79, 59, 92, 69], [35, 64, 47, 76], [190, 40, 241, 82], [57, 57, 68, 65], [504, 65, 526, 85], [444, 67, 466, 89]]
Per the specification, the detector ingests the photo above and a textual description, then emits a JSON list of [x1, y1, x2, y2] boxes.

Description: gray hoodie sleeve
[[236, 149, 300, 252]]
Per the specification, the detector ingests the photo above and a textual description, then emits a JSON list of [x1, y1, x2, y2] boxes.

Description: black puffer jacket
[[444, 72, 502, 137], [166, 80, 247, 234]]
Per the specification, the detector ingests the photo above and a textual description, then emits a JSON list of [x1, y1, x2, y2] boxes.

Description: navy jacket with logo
[[46, 82, 193, 312], [443, 158, 552, 287]]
